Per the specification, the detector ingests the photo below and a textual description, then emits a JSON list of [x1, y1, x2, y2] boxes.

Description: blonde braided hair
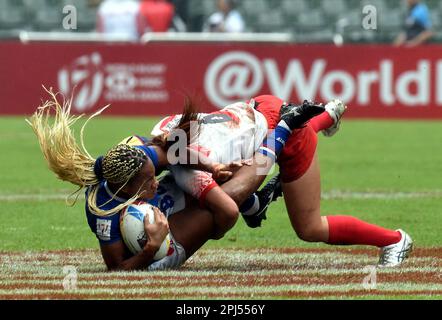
[[102, 144, 147, 185], [27, 88, 148, 216]]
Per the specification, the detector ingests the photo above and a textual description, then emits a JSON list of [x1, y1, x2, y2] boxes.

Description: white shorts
[[147, 234, 187, 271]]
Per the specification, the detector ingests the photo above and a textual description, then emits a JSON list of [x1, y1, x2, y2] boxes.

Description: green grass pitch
[[0, 116, 441, 299]]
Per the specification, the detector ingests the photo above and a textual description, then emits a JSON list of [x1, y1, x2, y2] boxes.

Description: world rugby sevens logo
[[58, 52, 104, 112], [205, 51, 264, 108]]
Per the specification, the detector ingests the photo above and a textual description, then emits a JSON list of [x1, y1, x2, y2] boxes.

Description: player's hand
[[143, 207, 169, 252], [212, 161, 244, 182]]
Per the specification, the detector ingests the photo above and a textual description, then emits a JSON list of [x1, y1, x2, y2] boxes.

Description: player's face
[[123, 159, 158, 200]]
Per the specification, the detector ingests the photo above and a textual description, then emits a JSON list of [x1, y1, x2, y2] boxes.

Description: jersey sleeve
[[86, 210, 122, 245]]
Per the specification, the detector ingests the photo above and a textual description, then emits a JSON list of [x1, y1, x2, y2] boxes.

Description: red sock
[[326, 216, 401, 248], [309, 112, 334, 133]]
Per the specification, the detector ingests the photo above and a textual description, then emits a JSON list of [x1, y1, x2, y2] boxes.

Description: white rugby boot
[[322, 99, 347, 137], [378, 229, 413, 267]]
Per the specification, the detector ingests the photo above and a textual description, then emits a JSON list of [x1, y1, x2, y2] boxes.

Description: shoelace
[[380, 247, 409, 264]]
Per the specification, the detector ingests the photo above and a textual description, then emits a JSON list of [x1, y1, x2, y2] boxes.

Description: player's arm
[[100, 240, 157, 271], [152, 143, 242, 182], [221, 153, 273, 205], [199, 153, 276, 239], [100, 208, 169, 271], [182, 147, 243, 182]]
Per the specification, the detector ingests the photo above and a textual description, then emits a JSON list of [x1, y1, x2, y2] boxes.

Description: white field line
[[321, 190, 442, 200], [0, 268, 440, 286], [2, 190, 442, 202], [1, 251, 439, 265], [0, 283, 442, 296], [1, 262, 440, 280], [0, 266, 441, 281], [1, 250, 440, 272], [1, 255, 438, 274], [1, 262, 441, 276], [0, 194, 79, 201], [0, 249, 440, 298], [1, 271, 441, 286]]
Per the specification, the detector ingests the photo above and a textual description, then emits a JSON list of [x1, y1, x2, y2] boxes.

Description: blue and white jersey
[[86, 174, 185, 245], [405, 3, 431, 40], [85, 181, 137, 245]]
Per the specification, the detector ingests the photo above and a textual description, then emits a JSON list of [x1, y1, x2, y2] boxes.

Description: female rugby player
[[247, 95, 413, 267], [146, 95, 413, 268], [27, 90, 321, 270], [29, 90, 411, 270]]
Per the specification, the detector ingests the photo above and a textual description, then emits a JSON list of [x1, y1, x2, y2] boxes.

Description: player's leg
[[168, 165, 241, 240], [254, 95, 346, 137], [281, 152, 329, 242], [236, 95, 325, 227], [221, 153, 272, 205], [148, 198, 224, 271], [309, 99, 347, 136], [168, 198, 215, 258], [242, 99, 346, 228], [281, 151, 412, 267]]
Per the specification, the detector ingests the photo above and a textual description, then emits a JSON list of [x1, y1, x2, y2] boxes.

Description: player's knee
[[295, 228, 321, 242], [294, 221, 324, 243], [223, 202, 240, 226], [211, 203, 239, 240], [218, 202, 240, 236]]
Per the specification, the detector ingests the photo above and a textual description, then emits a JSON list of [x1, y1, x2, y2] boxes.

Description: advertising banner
[[1, 41, 442, 118]]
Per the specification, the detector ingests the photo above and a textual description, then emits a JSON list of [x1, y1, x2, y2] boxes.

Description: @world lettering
[[176, 304, 265, 317]]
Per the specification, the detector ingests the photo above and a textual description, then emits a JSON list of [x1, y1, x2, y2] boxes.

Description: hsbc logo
[[58, 53, 169, 112], [205, 51, 442, 108]]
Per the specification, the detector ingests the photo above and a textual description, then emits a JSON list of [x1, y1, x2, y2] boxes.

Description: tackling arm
[[220, 153, 273, 206], [153, 144, 241, 181]]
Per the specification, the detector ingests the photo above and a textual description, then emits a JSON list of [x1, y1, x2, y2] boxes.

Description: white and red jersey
[[151, 100, 268, 201], [151, 100, 268, 164]]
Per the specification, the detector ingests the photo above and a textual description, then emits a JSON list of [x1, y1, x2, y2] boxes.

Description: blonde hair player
[[27, 88, 322, 270]]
